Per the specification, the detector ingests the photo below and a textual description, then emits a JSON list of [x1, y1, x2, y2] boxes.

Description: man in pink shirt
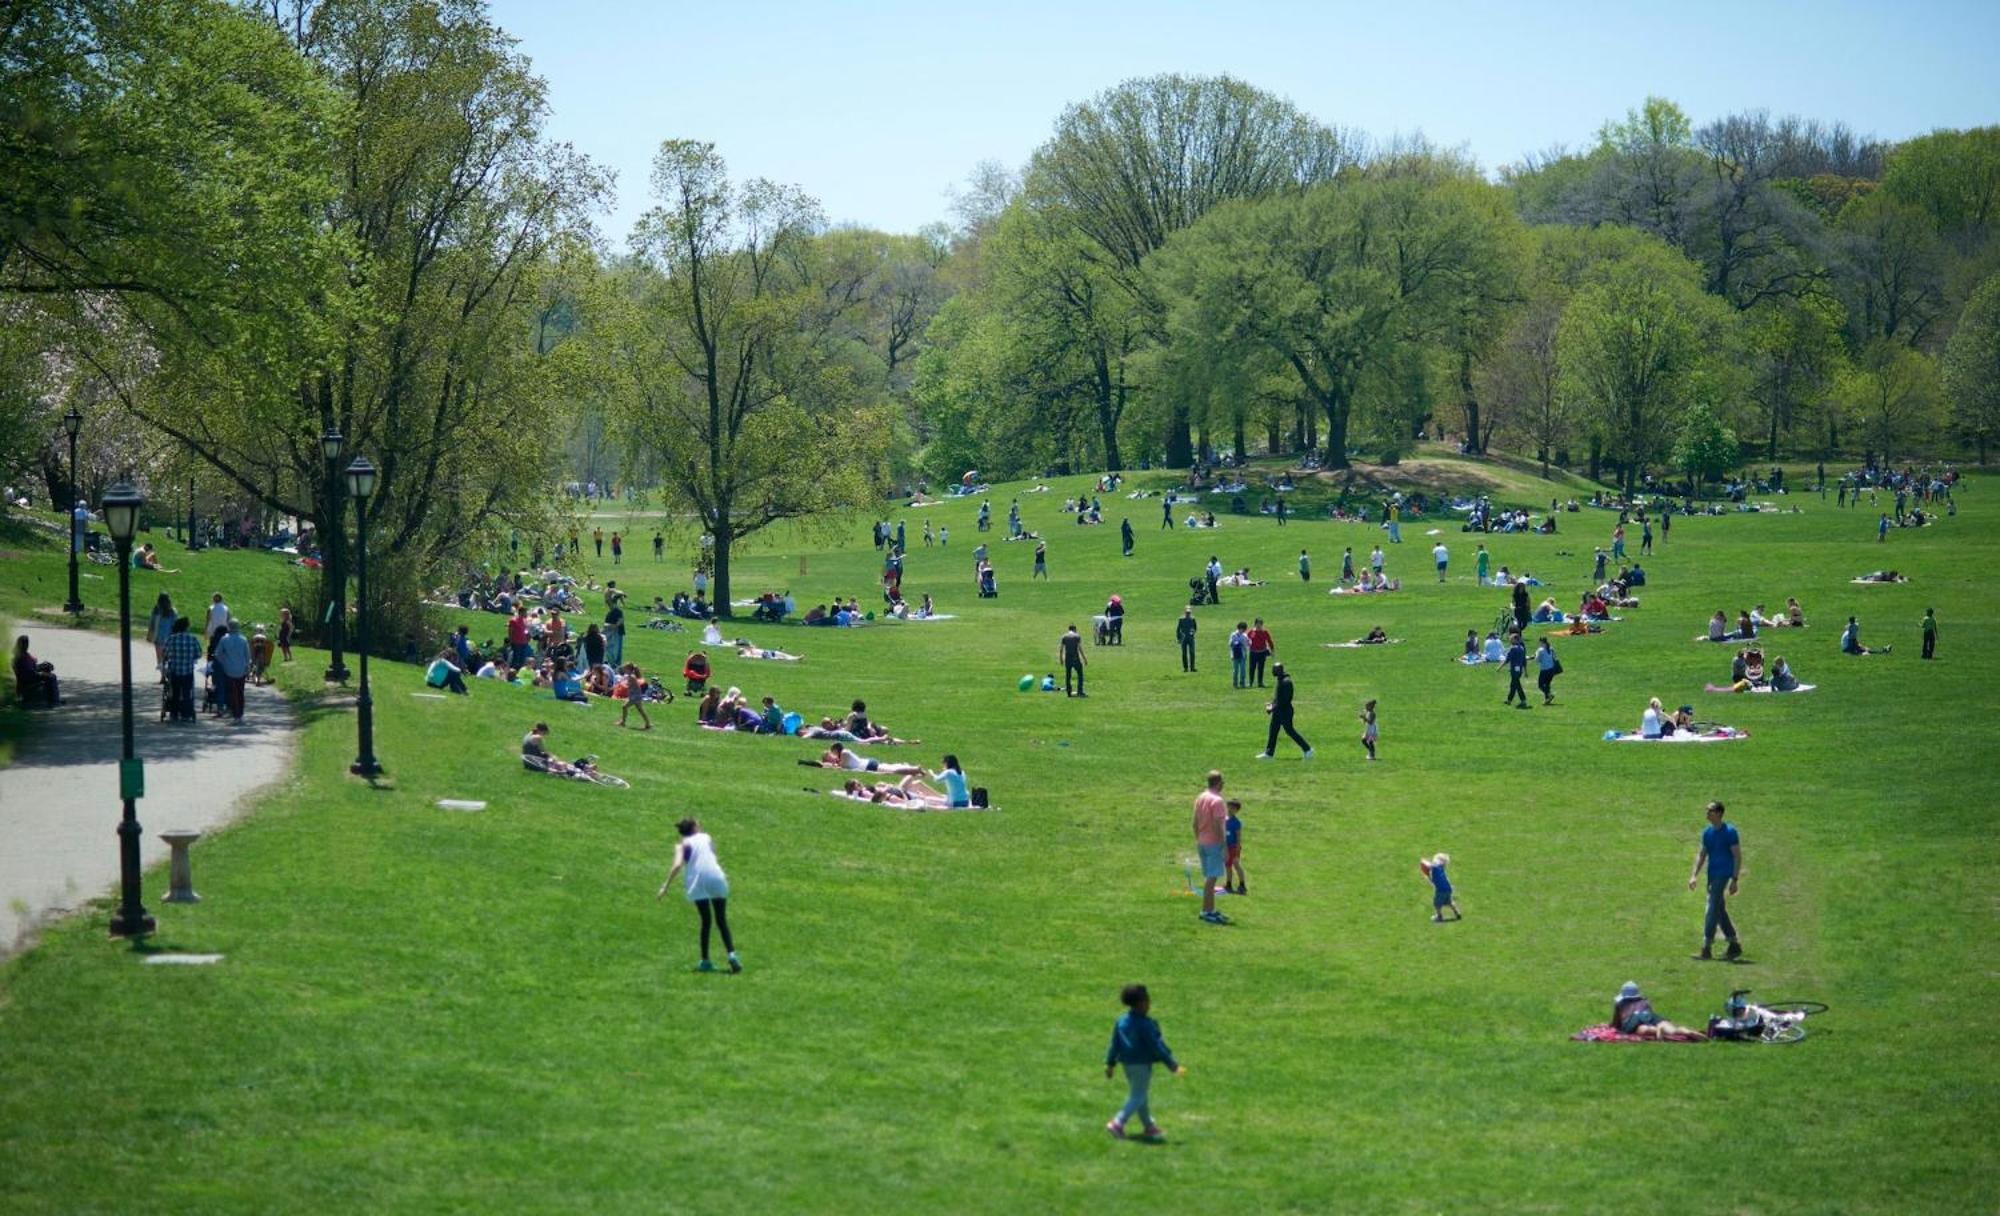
[[1193, 770, 1231, 925]]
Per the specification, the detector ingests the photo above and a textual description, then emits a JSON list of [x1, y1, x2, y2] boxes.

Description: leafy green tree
[[1837, 191, 1946, 347], [1672, 400, 1740, 493], [1557, 244, 1734, 491], [1745, 295, 1846, 457], [607, 140, 880, 613], [1834, 341, 1944, 466], [1942, 275, 2000, 463], [1153, 172, 1518, 469], [1025, 73, 1356, 465], [1882, 127, 2000, 242]]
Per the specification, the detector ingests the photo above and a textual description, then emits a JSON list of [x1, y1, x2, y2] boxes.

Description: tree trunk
[[1094, 352, 1124, 472], [1197, 423, 1211, 465], [1264, 414, 1281, 455], [711, 514, 734, 618], [1320, 391, 1350, 470], [1587, 434, 1602, 483], [1165, 405, 1193, 467], [1459, 352, 1483, 453], [1233, 413, 1247, 464]]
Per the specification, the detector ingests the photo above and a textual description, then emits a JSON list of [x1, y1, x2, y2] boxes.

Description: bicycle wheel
[[1761, 1000, 1828, 1016], [1762, 1020, 1807, 1044], [590, 772, 630, 788]]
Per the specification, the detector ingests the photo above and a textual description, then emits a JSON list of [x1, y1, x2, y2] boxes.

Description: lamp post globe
[[345, 455, 382, 777], [62, 408, 84, 614], [321, 427, 349, 682], [100, 479, 155, 939]]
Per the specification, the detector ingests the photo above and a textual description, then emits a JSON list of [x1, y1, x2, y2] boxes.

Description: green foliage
[[1942, 276, 2000, 461], [1882, 127, 2000, 239], [1671, 400, 1739, 489], [1834, 340, 1944, 465]]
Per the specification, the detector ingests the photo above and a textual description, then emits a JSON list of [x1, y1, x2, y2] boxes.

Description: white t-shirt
[[1641, 707, 1663, 738], [1433, 544, 1448, 564], [206, 602, 231, 636], [679, 832, 729, 901], [839, 750, 870, 771]]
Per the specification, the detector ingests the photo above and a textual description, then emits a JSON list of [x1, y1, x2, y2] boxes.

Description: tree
[[1690, 111, 1829, 309], [1672, 400, 1739, 493], [1943, 275, 2000, 463], [1745, 295, 1845, 458], [1838, 191, 1946, 347], [609, 141, 880, 614], [1481, 292, 1569, 475], [1882, 127, 2000, 243], [1834, 341, 1943, 466], [1025, 73, 1357, 465], [1153, 172, 1519, 469], [1557, 247, 1734, 491]]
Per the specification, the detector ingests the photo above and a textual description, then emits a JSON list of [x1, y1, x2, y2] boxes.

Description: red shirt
[[507, 616, 529, 645], [1247, 627, 1273, 654]]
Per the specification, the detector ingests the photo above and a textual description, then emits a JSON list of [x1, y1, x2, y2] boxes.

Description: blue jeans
[[1114, 1062, 1153, 1127], [1231, 653, 1247, 687], [605, 630, 624, 667], [1704, 876, 1737, 946]]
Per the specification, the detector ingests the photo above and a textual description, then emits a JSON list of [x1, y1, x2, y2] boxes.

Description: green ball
[[1018, 674, 1034, 691]]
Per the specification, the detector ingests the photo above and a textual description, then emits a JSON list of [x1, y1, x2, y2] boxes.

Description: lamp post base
[[62, 599, 84, 614], [349, 758, 382, 777], [108, 909, 157, 938], [324, 664, 350, 683]]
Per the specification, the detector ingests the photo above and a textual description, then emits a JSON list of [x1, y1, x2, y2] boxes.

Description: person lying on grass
[[1856, 570, 1905, 583], [839, 776, 950, 807], [1611, 981, 1707, 1040], [1352, 626, 1391, 645], [817, 741, 923, 775], [737, 644, 802, 661]]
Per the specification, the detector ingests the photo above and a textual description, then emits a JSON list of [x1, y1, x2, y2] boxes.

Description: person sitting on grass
[[1769, 655, 1801, 692], [695, 686, 723, 725], [134, 543, 179, 573], [1736, 610, 1758, 639], [816, 741, 922, 776], [1482, 631, 1505, 663], [1579, 591, 1610, 620], [521, 722, 594, 776], [1353, 625, 1391, 645], [551, 660, 589, 704], [1463, 629, 1480, 660], [1611, 980, 1707, 1040], [426, 650, 470, 695], [1641, 696, 1668, 738], [1841, 616, 1890, 655], [1786, 597, 1805, 627], [582, 664, 614, 698], [1706, 610, 1730, 641]]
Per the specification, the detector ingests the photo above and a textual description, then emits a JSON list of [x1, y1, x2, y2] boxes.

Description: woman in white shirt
[[1641, 696, 1665, 739], [657, 817, 739, 973]]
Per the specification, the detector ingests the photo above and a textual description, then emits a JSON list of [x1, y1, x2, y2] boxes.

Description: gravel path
[[1, 621, 298, 954]]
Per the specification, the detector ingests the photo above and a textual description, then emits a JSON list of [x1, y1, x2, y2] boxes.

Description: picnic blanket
[[1325, 639, 1404, 648], [1456, 654, 1490, 665], [1850, 577, 1908, 584], [1703, 683, 1816, 694], [735, 649, 801, 661], [1328, 586, 1400, 596], [885, 613, 958, 622], [1693, 634, 1756, 643], [1606, 728, 1748, 743], [823, 789, 995, 812], [1571, 1023, 1704, 1043]]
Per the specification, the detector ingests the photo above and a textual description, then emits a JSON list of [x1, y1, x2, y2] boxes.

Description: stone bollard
[[160, 829, 202, 904]]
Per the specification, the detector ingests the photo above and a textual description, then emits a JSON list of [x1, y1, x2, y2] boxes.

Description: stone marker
[[160, 828, 202, 904]]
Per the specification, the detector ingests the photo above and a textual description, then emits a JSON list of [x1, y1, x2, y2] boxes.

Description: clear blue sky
[[485, 0, 2000, 243]]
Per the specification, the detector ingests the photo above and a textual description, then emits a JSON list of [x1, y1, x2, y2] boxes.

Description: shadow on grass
[[3, 676, 294, 768]]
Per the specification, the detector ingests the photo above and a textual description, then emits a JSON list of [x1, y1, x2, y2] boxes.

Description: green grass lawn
[[0, 456, 1993, 1213]]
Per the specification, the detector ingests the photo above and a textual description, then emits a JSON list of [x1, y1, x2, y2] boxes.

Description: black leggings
[[695, 897, 734, 960]]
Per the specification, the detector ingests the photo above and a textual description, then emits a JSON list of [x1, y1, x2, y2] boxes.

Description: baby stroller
[[1188, 576, 1210, 607]]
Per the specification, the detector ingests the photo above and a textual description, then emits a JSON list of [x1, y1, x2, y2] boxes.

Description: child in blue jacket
[[1104, 984, 1184, 1140]]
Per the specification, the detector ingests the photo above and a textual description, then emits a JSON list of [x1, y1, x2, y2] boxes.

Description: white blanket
[[1608, 729, 1749, 743], [1325, 640, 1404, 648]]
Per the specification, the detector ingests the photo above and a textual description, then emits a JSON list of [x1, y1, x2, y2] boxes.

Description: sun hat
[[1617, 981, 1641, 1001]]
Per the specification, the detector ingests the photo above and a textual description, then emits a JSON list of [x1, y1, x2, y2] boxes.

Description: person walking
[[1503, 631, 1530, 709], [593, 527, 604, 558], [1121, 517, 1134, 556], [204, 592, 231, 640], [1246, 618, 1274, 688], [610, 531, 623, 564], [1370, 544, 1385, 577], [146, 593, 176, 680], [1274, 496, 1287, 527], [895, 519, 906, 551], [1687, 801, 1743, 961], [1256, 663, 1312, 759], [1358, 699, 1378, 761], [214, 619, 251, 721], [1660, 510, 1671, 543], [1103, 983, 1184, 1141], [1033, 540, 1048, 580], [1593, 547, 1608, 582], [1921, 607, 1938, 659], [1341, 547, 1355, 584], [1878, 512, 1890, 542], [1192, 771, 1230, 923], [277, 607, 294, 662], [1640, 517, 1653, 554], [1228, 621, 1249, 689], [1611, 524, 1626, 561], [1175, 607, 1198, 673], [1298, 548, 1310, 583], [1059, 623, 1087, 697], [1432, 540, 1449, 582], [1512, 581, 1531, 631], [1535, 635, 1561, 704], [1475, 545, 1489, 585], [657, 817, 741, 972], [652, 531, 664, 561], [1161, 497, 1173, 530]]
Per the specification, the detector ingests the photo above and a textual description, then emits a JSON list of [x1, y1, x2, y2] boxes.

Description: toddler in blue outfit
[[1419, 852, 1462, 922], [1104, 984, 1184, 1140]]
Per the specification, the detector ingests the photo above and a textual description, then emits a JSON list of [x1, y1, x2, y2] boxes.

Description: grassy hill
[[0, 456, 1992, 1213]]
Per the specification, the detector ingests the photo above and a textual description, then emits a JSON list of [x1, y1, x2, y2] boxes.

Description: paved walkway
[[1, 621, 298, 954]]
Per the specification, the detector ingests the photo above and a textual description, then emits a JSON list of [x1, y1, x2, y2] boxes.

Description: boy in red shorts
[[1224, 799, 1247, 895]]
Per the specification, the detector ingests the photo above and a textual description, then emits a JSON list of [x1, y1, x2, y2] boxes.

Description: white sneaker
[[1254, 752, 1272, 760], [1302, 749, 1315, 759]]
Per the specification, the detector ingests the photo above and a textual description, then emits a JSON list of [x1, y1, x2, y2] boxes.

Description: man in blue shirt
[[1503, 632, 1530, 708], [1687, 800, 1743, 960]]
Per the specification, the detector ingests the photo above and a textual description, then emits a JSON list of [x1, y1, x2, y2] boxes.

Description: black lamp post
[[102, 479, 155, 939], [62, 408, 84, 614], [321, 427, 349, 682], [346, 454, 381, 777]]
